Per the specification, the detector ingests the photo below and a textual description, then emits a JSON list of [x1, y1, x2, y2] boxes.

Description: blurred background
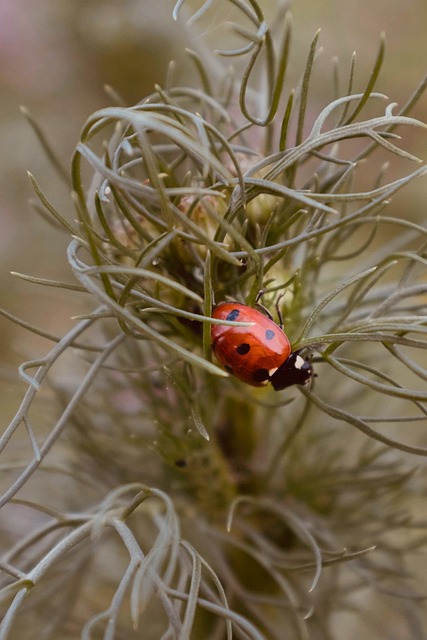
[[1, 0, 426, 379]]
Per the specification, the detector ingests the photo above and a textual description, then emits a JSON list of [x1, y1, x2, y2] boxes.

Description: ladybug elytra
[[211, 302, 313, 390]]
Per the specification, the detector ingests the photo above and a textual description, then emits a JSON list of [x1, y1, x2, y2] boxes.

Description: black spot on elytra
[[226, 309, 240, 321], [253, 368, 269, 382], [265, 329, 275, 340], [236, 343, 250, 355]]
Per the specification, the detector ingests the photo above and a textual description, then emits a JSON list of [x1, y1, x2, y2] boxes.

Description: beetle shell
[[211, 302, 292, 387], [211, 301, 313, 390]]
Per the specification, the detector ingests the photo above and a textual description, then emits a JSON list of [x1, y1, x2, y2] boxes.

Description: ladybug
[[211, 302, 313, 390]]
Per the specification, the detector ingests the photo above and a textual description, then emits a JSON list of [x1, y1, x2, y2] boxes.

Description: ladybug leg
[[274, 292, 286, 329], [254, 289, 275, 321], [254, 289, 287, 325], [254, 289, 265, 305]]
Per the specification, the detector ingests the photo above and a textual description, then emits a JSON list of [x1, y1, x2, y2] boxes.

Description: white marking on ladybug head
[[294, 355, 305, 370]]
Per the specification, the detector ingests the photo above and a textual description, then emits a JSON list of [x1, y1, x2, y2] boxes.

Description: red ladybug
[[211, 302, 313, 390]]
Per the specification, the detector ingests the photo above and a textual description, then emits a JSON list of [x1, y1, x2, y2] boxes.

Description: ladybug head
[[270, 352, 313, 391]]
